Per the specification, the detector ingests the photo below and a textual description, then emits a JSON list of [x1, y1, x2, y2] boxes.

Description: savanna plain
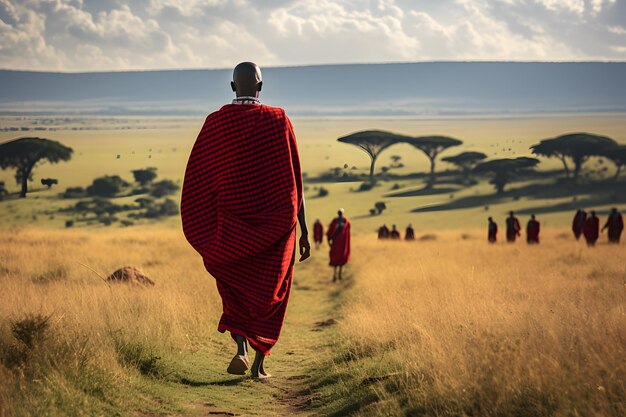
[[1, 114, 625, 416]]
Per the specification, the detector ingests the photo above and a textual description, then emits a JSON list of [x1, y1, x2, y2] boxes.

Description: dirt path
[[166, 248, 342, 417]]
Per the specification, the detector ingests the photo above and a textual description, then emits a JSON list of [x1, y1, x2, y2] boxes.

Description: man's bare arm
[[298, 198, 311, 262]]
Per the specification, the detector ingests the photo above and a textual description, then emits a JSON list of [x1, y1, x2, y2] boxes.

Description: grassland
[[1, 113, 625, 416], [1, 227, 624, 416], [319, 231, 626, 416]]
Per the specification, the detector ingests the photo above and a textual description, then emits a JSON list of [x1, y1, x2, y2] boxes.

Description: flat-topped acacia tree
[[441, 151, 487, 184], [530, 132, 617, 179], [474, 157, 540, 194], [403, 136, 463, 187], [0, 137, 73, 198], [337, 130, 412, 182]]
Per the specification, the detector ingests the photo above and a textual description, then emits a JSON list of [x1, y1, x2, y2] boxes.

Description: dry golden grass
[[0, 227, 221, 416], [335, 230, 626, 416]]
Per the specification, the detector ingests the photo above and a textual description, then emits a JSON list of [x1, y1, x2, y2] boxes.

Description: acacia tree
[[337, 130, 411, 181], [441, 151, 487, 183], [0, 137, 73, 198], [474, 157, 539, 194], [403, 136, 462, 187], [530, 133, 617, 179], [599, 144, 626, 179]]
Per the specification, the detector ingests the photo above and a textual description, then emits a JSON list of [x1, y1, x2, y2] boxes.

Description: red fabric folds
[[583, 216, 600, 245], [526, 220, 540, 244], [327, 217, 351, 266], [180, 104, 303, 355]]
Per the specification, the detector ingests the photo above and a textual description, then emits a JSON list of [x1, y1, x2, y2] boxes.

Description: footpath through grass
[[0, 228, 347, 417]]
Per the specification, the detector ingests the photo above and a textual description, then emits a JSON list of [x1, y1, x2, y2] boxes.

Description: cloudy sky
[[1, 0, 625, 72]]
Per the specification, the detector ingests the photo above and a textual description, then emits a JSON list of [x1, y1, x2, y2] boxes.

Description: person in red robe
[[526, 214, 540, 244], [405, 224, 415, 241], [488, 217, 497, 243], [180, 62, 311, 379], [583, 211, 600, 246], [313, 219, 324, 249], [327, 209, 351, 282], [378, 224, 390, 239], [602, 207, 624, 244], [390, 224, 401, 240], [572, 209, 586, 240], [506, 211, 521, 242]]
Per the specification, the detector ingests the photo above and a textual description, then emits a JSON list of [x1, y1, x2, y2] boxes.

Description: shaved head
[[231, 62, 263, 98]]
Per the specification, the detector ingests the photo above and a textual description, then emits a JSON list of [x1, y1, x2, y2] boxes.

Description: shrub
[[40, 178, 58, 188], [149, 180, 179, 198], [11, 314, 50, 349], [131, 167, 157, 186], [375, 201, 387, 214], [358, 181, 375, 192], [318, 187, 329, 197], [62, 186, 87, 198], [87, 175, 129, 197]]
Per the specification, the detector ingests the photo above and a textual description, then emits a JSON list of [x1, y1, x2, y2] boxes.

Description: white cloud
[[0, 0, 624, 71]]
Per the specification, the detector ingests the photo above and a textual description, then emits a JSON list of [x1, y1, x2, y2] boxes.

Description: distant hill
[[1, 62, 625, 116]]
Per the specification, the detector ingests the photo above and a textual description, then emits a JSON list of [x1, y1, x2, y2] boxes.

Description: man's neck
[[232, 96, 261, 105]]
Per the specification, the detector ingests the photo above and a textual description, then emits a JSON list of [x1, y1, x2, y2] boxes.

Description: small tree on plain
[[41, 178, 58, 189], [474, 157, 539, 194], [131, 167, 158, 186], [0, 137, 73, 198], [375, 201, 387, 214], [403, 136, 463, 187], [441, 151, 487, 183]]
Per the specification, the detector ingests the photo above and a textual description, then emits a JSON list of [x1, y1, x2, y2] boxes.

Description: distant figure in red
[[378, 224, 390, 239], [602, 207, 623, 244], [572, 209, 587, 240], [390, 224, 401, 240], [313, 219, 324, 249], [405, 224, 415, 241], [505, 211, 521, 242], [583, 210, 600, 246], [181, 62, 310, 379], [327, 209, 351, 282], [488, 217, 498, 243], [526, 214, 540, 244]]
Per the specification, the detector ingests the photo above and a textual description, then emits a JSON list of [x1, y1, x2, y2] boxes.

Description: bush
[[41, 178, 58, 188], [87, 175, 129, 197], [62, 186, 87, 198], [375, 201, 387, 214], [149, 180, 179, 198], [143, 199, 179, 218], [131, 167, 157, 186], [0, 181, 6, 199], [358, 181, 375, 192], [318, 187, 329, 197], [11, 314, 50, 349]]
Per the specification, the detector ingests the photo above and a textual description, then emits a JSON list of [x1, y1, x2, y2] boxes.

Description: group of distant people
[[487, 208, 623, 246], [376, 224, 416, 240], [572, 208, 623, 246], [313, 210, 351, 282]]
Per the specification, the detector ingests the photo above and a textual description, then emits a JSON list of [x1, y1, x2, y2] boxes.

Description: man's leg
[[332, 266, 337, 282], [251, 350, 271, 379], [338, 265, 343, 280], [227, 333, 250, 375]]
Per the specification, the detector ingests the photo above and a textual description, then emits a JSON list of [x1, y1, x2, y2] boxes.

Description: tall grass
[[0, 228, 221, 416], [330, 231, 626, 416]]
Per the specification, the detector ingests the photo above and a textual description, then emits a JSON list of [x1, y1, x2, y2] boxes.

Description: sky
[[1, 0, 625, 72]]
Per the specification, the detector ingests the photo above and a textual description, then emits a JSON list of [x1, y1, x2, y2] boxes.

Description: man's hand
[[298, 234, 311, 262]]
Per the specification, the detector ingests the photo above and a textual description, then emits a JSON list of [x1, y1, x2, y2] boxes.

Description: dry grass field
[[1, 226, 624, 416], [321, 231, 626, 416]]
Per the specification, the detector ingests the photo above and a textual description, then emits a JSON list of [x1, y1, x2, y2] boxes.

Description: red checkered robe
[[180, 102, 303, 355], [327, 217, 350, 266]]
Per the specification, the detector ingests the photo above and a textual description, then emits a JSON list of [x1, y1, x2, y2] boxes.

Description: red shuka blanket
[[313, 221, 324, 243], [327, 217, 350, 266], [180, 104, 303, 355]]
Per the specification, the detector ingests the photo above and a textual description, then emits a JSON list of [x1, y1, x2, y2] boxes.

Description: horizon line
[[1, 59, 626, 75]]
